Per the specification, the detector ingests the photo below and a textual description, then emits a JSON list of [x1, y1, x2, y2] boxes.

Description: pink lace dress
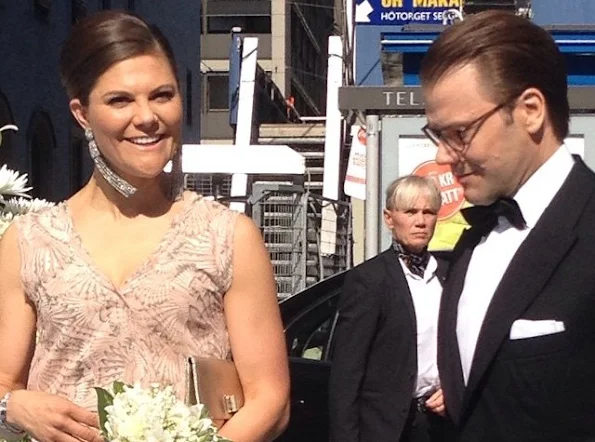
[[15, 192, 239, 410]]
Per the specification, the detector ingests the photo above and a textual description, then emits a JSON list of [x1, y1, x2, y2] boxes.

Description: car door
[[276, 293, 340, 442]]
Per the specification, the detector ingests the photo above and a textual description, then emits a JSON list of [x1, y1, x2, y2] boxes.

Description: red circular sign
[[412, 160, 465, 220]]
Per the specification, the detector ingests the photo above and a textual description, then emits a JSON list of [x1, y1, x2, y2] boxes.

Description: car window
[[286, 296, 339, 361], [300, 317, 332, 360]]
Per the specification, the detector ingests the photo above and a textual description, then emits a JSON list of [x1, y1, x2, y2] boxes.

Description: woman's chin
[[119, 168, 168, 187]]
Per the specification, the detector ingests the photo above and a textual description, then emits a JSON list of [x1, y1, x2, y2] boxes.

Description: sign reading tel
[[356, 0, 463, 25]]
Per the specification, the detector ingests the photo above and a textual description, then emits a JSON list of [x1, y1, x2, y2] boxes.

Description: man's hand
[[425, 388, 446, 417]]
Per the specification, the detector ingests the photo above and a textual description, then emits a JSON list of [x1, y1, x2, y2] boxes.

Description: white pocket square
[[509, 319, 566, 340]]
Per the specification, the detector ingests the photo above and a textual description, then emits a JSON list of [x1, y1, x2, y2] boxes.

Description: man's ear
[[69, 98, 90, 130], [517, 87, 546, 136]]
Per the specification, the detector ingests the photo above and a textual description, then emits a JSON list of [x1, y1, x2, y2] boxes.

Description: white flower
[[0, 124, 54, 240], [100, 383, 228, 442], [0, 165, 32, 201], [3, 197, 53, 215]]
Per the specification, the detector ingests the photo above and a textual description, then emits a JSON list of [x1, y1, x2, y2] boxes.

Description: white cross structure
[[178, 144, 305, 197]]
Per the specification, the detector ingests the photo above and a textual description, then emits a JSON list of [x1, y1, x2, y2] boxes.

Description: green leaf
[[94, 387, 114, 434], [112, 380, 126, 395]]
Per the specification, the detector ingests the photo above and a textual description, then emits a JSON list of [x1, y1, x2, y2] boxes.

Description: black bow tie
[[461, 198, 527, 232], [392, 240, 430, 278]]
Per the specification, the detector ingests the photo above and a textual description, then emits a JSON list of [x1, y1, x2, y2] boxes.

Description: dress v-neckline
[[63, 193, 197, 293]]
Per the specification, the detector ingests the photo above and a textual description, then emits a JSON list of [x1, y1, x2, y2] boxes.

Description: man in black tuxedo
[[420, 10, 595, 442], [329, 175, 449, 442]]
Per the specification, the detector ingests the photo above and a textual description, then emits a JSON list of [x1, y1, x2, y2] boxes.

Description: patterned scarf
[[392, 239, 430, 278]]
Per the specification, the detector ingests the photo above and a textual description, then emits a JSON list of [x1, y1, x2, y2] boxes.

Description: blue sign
[[355, 0, 463, 25]]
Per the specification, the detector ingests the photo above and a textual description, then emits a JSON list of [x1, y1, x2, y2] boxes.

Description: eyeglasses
[[422, 101, 510, 152]]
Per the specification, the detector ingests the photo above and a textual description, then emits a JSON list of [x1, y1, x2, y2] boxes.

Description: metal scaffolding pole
[[365, 114, 379, 260], [230, 37, 259, 212]]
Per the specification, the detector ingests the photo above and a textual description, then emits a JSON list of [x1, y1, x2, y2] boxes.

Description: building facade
[[200, 0, 337, 143], [0, 0, 201, 202]]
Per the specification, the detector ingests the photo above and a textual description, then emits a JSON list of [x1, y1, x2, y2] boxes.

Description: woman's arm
[[0, 225, 36, 399], [218, 215, 290, 442], [0, 224, 102, 442]]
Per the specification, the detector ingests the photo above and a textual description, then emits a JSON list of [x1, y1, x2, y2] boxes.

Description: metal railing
[[184, 175, 352, 299], [249, 183, 352, 299]]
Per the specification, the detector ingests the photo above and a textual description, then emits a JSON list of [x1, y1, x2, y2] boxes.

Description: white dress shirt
[[457, 145, 574, 384], [399, 254, 443, 398]]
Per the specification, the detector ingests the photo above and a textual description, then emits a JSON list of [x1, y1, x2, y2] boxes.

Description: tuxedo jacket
[[439, 158, 595, 442], [329, 248, 448, 442]]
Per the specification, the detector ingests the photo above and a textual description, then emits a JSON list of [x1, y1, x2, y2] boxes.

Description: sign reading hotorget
[[356, 0, 463, 25]]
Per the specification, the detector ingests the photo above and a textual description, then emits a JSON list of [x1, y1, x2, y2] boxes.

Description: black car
[[275, 251, 452, 441], [276, 272, 345, 442]]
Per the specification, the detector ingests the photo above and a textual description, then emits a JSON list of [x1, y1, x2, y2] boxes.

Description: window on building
[[207, 15, 271, 34], [100, 0, 111, 9], [28, 111, 56, 201], [200, 3, 205, 34], [0, 91, 16, 168], [34, 0, 52, 14], [206, 74, 229, 111], [127, 0, 135, 10], [72, 0, 87, 24]]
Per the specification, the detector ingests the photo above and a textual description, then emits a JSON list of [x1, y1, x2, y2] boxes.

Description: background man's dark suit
[[329, 248, 447, 442], [439, 159, 595, 441]]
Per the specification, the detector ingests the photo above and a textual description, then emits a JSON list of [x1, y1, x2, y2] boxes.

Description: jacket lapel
[[382, 248, 416, 328], [461, 159, 594, 414]]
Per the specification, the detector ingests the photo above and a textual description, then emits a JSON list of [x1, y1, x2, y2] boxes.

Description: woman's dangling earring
[[84, 128, 137, 198]]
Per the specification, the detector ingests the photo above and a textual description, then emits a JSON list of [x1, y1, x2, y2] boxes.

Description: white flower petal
[[101, 382, 221, 442], [0, 165, 32, 197]]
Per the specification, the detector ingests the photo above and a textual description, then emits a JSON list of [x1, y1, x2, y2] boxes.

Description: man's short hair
[[385, 175, 442, 213], [420, 10, 569, 141]]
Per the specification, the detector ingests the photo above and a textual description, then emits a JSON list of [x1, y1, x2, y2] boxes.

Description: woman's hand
[[425, 388, 446, 417], [9, 390, 103, 442]]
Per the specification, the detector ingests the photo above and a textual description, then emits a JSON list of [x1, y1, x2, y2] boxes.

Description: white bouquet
[[0, 125, 54, 238], [95, 381, 231, 442]]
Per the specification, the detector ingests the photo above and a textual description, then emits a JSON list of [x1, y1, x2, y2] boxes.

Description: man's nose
[[435, 142, 459, 166]]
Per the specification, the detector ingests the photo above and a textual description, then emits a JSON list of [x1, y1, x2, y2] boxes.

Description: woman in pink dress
[[0, 10, 289, 442]]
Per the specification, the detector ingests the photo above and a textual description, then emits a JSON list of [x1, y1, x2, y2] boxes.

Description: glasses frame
[[422, 101, 510, 153]]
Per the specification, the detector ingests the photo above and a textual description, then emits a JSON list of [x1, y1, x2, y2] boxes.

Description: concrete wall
[[202, 34, 272, 60]]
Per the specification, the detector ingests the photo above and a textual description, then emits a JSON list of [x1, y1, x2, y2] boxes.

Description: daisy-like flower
[[0, 165, 32, 202], [0, 125, 54, 241], [97, 382, 230, 442], [3, 197, 53, 216]]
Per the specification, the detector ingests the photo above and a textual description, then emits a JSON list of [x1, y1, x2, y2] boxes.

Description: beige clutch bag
[[186, 357, 245, 428]]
